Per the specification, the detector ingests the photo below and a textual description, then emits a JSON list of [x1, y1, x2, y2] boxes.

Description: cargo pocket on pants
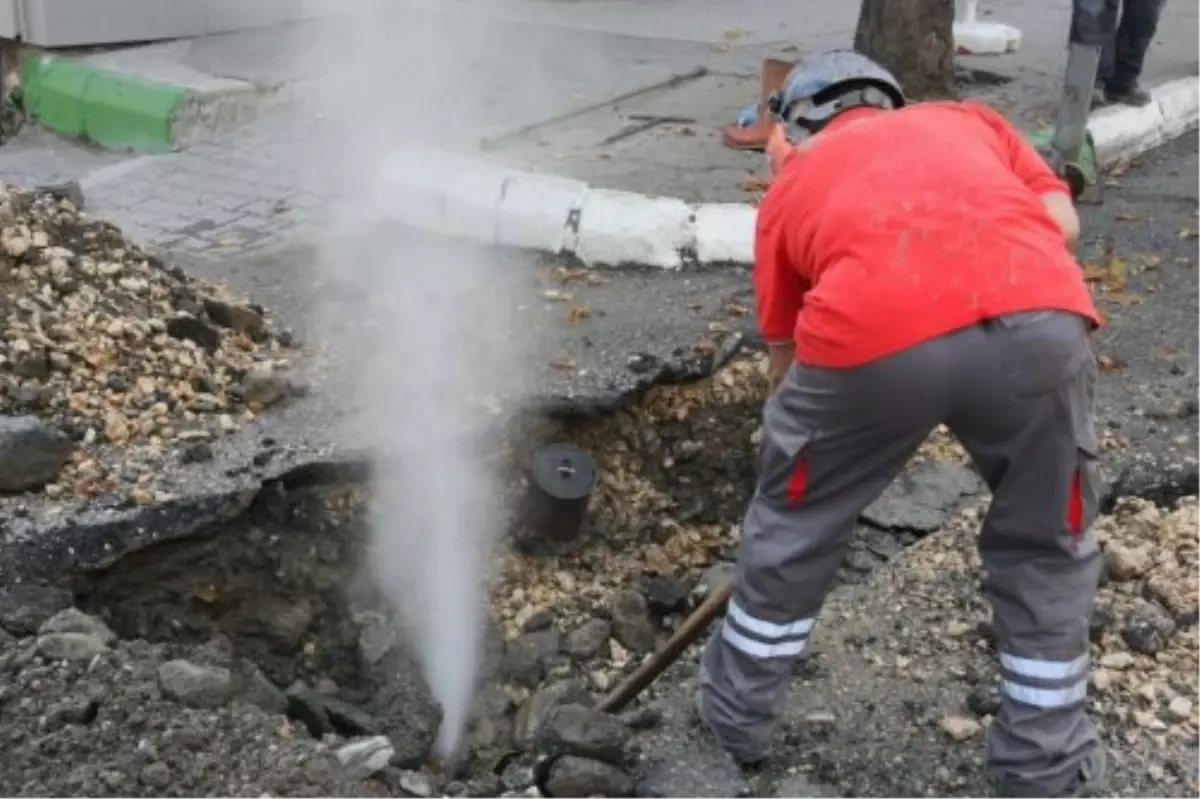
[[994, 311, 1093, 397], [757, 424, 812, 507], [1067, 362, 1101, 542]]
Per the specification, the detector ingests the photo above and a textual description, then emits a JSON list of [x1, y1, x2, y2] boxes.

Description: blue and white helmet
[[767, 49, 906, 141]]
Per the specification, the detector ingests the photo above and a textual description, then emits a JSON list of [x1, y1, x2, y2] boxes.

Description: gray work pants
[[1071, 0, 1167, 91], [698, 311, 1103, 797]]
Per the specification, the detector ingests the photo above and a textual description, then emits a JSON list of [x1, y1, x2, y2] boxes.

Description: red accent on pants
[[787, 457, 809, 505], [1067, 467, 1084, 536]]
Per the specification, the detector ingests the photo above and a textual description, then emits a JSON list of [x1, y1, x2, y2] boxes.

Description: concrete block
[[953, 21, 1022, 55], [1151, 77, 1200, 143], [373, 146, 513, 243], [1089, 102, 1166, 166], [693, 203, 755, 266], [494, 171, 588, 254], [573, 189, 695, 269]]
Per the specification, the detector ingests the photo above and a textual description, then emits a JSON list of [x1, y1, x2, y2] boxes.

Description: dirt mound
[[0, 182, 299, 503]]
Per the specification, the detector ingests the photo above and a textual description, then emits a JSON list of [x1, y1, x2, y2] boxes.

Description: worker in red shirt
[[695, 50, 1106, 798]]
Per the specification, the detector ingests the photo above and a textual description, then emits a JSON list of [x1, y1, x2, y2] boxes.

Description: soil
[[3, 348, 1193, 797]]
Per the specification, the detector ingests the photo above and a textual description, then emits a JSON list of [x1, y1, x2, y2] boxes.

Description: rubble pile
[[0, 595, 373, 798], [1088, 498, 1199, 748], [0, 182, 297, 503], [780, 494, 1200, 798]]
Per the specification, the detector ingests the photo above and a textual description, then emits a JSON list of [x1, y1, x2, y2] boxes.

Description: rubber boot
[[722, 58, 793, 152]]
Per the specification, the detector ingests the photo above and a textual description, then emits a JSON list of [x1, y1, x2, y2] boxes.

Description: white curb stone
[[1089, 76, 1200, 165], [694, 204, 757, 265], [573, 188, 694, 270], [374, 147, 512, 243], [371, 76, 1197, 269], [494, 172, 588, 254]]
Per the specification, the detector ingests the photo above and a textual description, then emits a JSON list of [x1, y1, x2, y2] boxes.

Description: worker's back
[[756, 101, 1100, 368]]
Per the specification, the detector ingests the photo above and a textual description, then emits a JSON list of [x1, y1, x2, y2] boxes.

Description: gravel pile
[[0, 182, 298, 503], [727, 494, 1200, 798]]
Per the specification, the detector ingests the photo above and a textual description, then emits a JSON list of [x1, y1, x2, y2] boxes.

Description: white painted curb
[[954, 21, 1022, 56], [372, 76, 1198, 270], [1089, 76, 1200, 165], [372, 147, 757, 269]]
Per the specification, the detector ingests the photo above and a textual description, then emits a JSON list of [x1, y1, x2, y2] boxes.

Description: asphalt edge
[[373, 75, 1200, 270], [19, 50, 258, 154]]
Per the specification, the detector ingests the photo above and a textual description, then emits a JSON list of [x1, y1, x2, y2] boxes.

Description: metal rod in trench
[[596, 578, 735, 715]]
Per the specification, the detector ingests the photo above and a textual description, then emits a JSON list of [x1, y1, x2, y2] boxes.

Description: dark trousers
[[1071, 0, 1166, 91]]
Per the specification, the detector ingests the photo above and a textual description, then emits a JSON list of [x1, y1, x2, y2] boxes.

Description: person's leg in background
[[695, 339, 952, 765], [1099, 0, 1167, 105], [1070, 0, 1119, 105], [948, 312, 1105, 798]]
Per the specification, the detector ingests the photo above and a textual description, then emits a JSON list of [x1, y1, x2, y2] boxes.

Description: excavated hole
[[50, 353, 978, 795]]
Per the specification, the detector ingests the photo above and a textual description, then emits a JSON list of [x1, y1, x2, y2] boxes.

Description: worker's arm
[[969, 103, 1082, 248], [1040, 189, 1081, 248], [753, 205, 806, 392]]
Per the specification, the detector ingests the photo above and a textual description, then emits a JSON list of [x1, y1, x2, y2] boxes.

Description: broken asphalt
[[3, 133, 1196, 614]]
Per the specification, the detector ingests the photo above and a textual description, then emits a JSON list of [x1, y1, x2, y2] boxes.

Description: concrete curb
[[374, 75, 1200, 270], [19, 50, 258, 153]]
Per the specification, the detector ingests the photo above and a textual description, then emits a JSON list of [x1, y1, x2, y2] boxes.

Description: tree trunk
[[854, 0, 956, 101]]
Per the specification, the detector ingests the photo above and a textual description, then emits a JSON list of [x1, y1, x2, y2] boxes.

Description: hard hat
[[766, 49, 906, 141]]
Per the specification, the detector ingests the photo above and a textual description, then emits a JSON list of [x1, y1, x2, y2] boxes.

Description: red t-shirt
[[754, 101, 1102, 368]]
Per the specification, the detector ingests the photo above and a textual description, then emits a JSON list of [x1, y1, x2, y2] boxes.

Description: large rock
[[861, 461, 983, 533], [544, 756, 635, 798], [515, 679, 593, 751], [0, 585, 73, 636], [360, 647, 442, 767], [336, 736, 395, 780], [0, 415, 72, 493], [536, 705, 631, 765], [611, 590, 657, 654], [158, 659, 236, 708]]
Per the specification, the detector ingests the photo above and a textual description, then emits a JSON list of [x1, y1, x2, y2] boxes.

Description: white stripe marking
[[1002, 680, 1088, 709], [1000, 653, 1089, 682], [722, 622, 808, 659], [727, 600, 813, 641]]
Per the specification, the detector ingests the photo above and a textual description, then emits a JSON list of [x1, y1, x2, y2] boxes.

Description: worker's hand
[[766, 341, 796, 393]]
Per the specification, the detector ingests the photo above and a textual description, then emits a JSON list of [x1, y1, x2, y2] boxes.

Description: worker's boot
[[722, 58, 794, 151], [992, 746, 1108, 798]]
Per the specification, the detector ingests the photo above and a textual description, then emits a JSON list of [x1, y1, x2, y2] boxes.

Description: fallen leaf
[[1179, 227, 1198, 240], [726, 302, 751, 316], [1115, 210, 1146, 222], [566, 305, 592, 323], [693, 338, 719, 356], [548, 357, 577, 371], [741, 177, 771, 193], [1081, 264, 1106, 282], [554, 267, 590, 283], [541, 289, 574, 302], [720, 27, 751, 41], [585, 274, 610, 287], [1098, 354, 1126, 371], [1102, 241, 1128, 293]]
